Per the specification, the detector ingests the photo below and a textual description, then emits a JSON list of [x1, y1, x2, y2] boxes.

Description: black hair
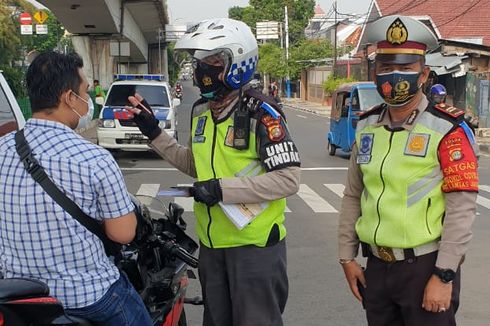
[[94, 79, 99, 84], [26, 51, 84, 113]]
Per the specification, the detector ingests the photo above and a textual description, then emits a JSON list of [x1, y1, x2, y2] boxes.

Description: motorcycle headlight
[[158, 120, 171, 129], [100, 119, 115, 128]]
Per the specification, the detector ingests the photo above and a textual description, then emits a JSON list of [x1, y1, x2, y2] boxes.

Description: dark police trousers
[[362, 251, 460, 326], [198, 240, 288, 326]]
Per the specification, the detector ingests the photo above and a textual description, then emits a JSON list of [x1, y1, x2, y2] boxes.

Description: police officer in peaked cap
[[338, 15, 479, 325]]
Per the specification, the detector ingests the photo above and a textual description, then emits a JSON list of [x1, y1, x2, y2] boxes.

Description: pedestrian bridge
[[38, 0, 169, 86]]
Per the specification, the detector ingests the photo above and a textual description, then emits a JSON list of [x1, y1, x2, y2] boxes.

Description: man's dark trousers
[[199, 240, 288, 326], [363, 251, 461, 326]]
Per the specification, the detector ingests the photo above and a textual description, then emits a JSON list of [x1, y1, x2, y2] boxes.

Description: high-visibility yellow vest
[[191, 106, 286, 249], [354, 106, 457, 248]]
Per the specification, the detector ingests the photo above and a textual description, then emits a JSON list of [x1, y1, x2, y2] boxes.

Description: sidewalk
[[282, 98, 490, 155]]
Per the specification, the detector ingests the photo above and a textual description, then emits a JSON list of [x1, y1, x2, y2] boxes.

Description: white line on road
[[121, 167, 348, 171], [324, 184, 345, 198], [477, 195, 490, 210], [296, 114, 307, 119], [479, 185, 490, 193], [297, 184, 337, 213], [174, 184, 194, 211]]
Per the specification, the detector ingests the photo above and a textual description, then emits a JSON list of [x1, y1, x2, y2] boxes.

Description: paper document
[[219, 202, 269, 230]]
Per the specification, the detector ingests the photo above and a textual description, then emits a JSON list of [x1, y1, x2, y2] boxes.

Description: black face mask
[[194, 62, 227, 100]]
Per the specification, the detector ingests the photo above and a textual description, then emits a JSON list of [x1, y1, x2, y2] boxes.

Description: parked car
[[326, 82, 384, 156], [97, 74, 180, 151], [0, 71, 25, 137]]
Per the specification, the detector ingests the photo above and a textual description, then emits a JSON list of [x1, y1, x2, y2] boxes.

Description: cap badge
[[202, 76, 212, 86], [386, 18, 408, 45]]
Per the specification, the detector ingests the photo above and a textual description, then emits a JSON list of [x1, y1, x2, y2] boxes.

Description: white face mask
[[71, 92, 94, 129]]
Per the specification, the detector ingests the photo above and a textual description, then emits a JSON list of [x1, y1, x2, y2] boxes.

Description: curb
[[283, 103, 330, 117]]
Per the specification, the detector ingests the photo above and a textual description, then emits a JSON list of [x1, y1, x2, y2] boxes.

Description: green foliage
[[257, 43, 288, 78], [289, 38, 333, 79], [0, 4, 21, 65], [322, 75, 357, 97], [20, 12, 68, 53], [228, 0, 315, 45], [167, 42, 181, 86], [1, 66, 27, 98]]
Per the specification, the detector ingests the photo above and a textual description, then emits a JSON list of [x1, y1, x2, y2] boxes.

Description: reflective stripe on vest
[[355, 110, 454, 248], [191, 107, 286, 248]]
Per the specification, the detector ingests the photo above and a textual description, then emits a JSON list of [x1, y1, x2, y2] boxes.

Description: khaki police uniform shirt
[[338, 96, 477, 271], [149, 97, 301, 204]]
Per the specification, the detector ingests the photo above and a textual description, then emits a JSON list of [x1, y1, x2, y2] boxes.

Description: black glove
[[132, 97, 162, 141], [192, 179, 223, 206]]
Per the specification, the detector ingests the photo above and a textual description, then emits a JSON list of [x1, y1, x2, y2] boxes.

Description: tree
[[257, 43, 288, 79], [289, 38, 333, 79], [21, 11, 67, 53], [228, 0, 315, 45]]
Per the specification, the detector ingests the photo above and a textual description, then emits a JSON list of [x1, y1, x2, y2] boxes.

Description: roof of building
[[314, 4, 326, 15], [375, 0, 490, 46]]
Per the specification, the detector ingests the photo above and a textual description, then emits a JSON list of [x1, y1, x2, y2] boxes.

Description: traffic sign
[[36, 24, 48, 35], [19, 12, 32, 25], [20, 25, 33, 35], [33, 11, 48, 24]]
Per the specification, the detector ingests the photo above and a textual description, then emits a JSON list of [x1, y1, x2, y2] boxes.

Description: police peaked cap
[[366, 15, 439, 64]]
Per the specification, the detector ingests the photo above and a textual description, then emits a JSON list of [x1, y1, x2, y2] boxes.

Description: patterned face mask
[[375, 70, 421, 107], [194, 61, 226, 100]]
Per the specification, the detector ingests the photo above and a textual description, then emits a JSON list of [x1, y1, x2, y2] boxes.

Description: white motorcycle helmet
[[175, 18, 258, 91]]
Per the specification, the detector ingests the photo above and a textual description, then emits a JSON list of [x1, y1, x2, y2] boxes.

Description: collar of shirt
[[25, 118, 75, 133], [376, 96, 429, 131]]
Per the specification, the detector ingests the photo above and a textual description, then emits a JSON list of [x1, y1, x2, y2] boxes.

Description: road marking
[[136, 184, 160, 205], [297, 184, 337, 213], [477, 195, 490, 210], [296, 114, 307, 119], [121, 167, 348, 172], [324, 184, 345, 198], [174, 183, 194, 211], [479, 185, 490, 193]]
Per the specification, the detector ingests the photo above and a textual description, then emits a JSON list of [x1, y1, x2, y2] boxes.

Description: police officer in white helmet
[[128, 18, 301, 326]]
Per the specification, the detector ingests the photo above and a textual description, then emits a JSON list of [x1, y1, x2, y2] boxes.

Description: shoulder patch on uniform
[[433, 103, 464, 118], [359, 103, 386, 120], [261, 114, 285, 142]]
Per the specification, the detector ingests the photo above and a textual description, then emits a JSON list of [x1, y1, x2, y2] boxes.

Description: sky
[[167, 0, 373, 24]]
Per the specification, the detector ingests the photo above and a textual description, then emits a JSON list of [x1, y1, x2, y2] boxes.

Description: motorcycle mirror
[[168, 202, 185, 224]]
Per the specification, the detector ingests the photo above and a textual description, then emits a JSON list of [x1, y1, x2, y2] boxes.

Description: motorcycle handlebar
[[161, 240, 199, 268]]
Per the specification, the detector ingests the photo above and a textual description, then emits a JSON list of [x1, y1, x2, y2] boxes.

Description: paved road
[[113, 81, 490, 325]]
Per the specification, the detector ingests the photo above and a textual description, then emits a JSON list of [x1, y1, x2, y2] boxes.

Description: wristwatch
[[433, 267, 456, 283]]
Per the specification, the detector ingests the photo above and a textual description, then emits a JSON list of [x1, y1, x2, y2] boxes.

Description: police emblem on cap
[[202, 76, 212, 86], [387, 18, 408, 45]]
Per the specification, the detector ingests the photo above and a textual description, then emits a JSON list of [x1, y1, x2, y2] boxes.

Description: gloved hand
[[127, 93, 162, 141], [192, 179, 223, 206]]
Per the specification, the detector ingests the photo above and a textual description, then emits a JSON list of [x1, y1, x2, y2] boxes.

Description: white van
[[97, 74, 180, 151], [0, 71, 25, 136]]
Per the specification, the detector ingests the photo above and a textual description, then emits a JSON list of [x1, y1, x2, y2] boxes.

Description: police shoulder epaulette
[[359, 103, 386, 120], [428, 103, 465, 124]]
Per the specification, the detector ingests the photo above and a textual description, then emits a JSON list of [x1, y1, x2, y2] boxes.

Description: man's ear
[[62, 90, 74, 109], [419, 65, 431, 85]]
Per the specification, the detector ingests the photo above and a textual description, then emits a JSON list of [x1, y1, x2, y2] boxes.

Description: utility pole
[[333, 0, 337, 77], [285, 5, 291, 98]]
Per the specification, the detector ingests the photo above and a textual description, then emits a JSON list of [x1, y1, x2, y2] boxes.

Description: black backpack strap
[[14, 129, 119, 256]]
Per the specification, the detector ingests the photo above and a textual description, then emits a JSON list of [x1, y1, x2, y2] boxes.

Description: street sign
[[164, 25, 187, 41], [19, 12, 32, 25], [20, 25, 33, 35], [36, 24, 48, 35], [33, 11, 48, 24], [256, 21, 279, 40]]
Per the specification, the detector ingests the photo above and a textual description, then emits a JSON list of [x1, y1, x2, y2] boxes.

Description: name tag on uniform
[[357, 133, 374, 164], [192, 135, 206, 143], [195, 116, 207, 136], [404, 133, 430, 157]]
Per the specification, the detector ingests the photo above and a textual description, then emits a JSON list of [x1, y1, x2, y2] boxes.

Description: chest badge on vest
[[357, 133, 374, 164], [404, 133, 430, 157], [225, 126, 234, 147], [193, 135, 206, 143], [195, 116, 207, 136]]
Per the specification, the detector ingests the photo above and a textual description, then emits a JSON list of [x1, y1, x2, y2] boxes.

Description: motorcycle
[[174, 86, 183, 101], [0, 195, 200, 326]]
